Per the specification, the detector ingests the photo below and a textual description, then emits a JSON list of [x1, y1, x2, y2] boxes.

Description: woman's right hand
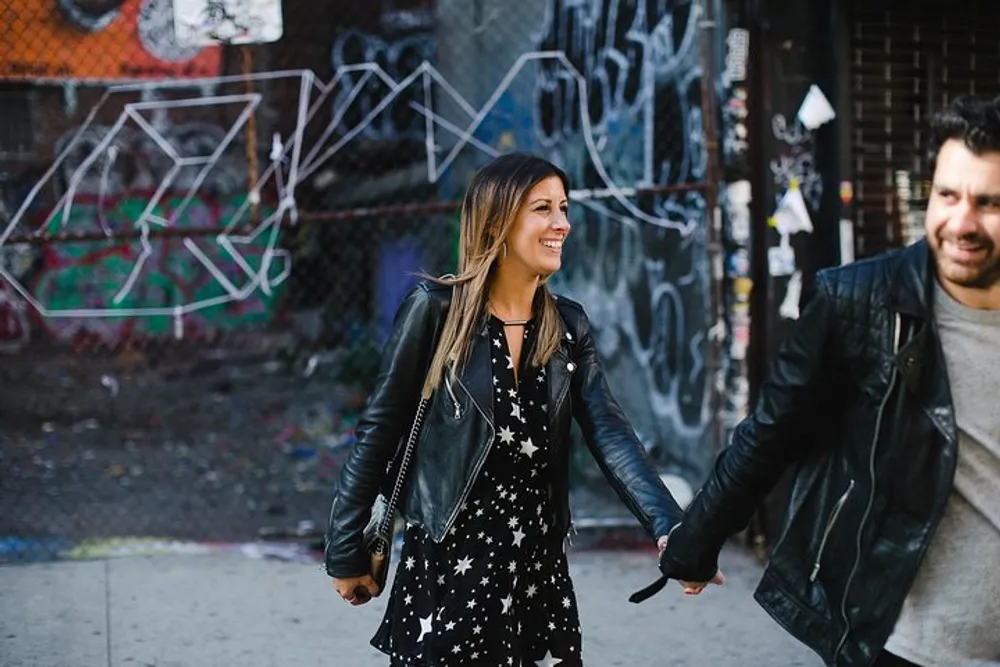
[[332, 574, 380, 606]]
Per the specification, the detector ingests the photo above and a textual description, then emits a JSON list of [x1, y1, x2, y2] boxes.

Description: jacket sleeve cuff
[[324, 546, 370, 579], [651, 513, 678, 541], [657, 521, 721, 582]]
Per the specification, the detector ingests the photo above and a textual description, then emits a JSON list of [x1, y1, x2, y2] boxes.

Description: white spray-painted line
[[408, 103, 500, 159], [108, 69, 314, 93], [113, 225, 152, 305], [1, 32, 709, 321], [424, 66, 479, 119], [285, 72, 313, 196], [124, 107, 181, 162], [56, 114, 131, 231], [432, 51, 559, 181], [300, 70, 376, 171], [96, 147, 118, 237], [127, 93, 259, 112], [2, 261, 264, 318], [164, 98, 260, 227], [299, 64, 429, 181], [1, 88, 113, 245], [254, 222, 285, 297], [561, 50, 697, 234], [183, 237, 242, 298], [129, 163, 181, 238], [422, 70, 437, 182]]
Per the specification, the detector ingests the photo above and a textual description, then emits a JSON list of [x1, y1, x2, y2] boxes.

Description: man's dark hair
[[928, 95, 1000, 172]]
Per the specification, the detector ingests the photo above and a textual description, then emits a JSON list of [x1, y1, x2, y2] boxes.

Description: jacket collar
[[883, 238, 958, 442], [887, 238, 935, 319], [465, 304, 575, 429]]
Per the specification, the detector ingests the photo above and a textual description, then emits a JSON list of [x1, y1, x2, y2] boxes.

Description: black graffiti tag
[[535, 0, 655, 142]]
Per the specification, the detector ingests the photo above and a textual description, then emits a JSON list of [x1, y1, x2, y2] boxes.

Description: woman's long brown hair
[[421, 153, 570, 398]]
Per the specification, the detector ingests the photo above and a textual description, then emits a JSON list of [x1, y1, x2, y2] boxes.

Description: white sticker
[[768, 241, 796, 277], [797, 84, 836, 130], [172, 0, 284, 46], [779, 271, 803, 320], [773, 183, 814, 235]]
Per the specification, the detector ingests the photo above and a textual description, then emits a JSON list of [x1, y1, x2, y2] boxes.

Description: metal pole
[[697, 0, 727, 455], [242, 45, 260, 227], [746, 0, 773, 562]]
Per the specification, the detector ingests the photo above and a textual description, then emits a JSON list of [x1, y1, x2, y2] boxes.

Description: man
[[637, 95, 1000, 667]]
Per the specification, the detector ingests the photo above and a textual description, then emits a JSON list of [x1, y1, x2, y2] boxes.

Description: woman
[[325, 153, 687, 666]]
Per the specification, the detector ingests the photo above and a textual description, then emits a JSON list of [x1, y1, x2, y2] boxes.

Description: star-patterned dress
[[371, 315, 583, 667]]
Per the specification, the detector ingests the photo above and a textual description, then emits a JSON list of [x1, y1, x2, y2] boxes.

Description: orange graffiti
[[1, 0, 221, 81]]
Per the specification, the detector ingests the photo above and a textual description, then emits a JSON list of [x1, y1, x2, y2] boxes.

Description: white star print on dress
[[417, 615, 433, 642], [536, 650, 564, 667], [371, 315, 583, 667], [454, 556, 473, 575], [520, 437, 539, 458]]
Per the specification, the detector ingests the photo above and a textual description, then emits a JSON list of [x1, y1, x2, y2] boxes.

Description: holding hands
[[656, 532, 726, 596]]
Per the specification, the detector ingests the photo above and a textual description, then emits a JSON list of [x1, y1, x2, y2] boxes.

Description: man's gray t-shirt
[[884, 282, 1000, 666]]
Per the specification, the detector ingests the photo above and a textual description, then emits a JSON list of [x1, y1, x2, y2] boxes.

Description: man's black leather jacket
[[653, 239, 959, 667], [325, 281, 683, 578]]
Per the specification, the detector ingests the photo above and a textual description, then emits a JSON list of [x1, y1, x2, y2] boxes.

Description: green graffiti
[[33, 193, 285, 342]]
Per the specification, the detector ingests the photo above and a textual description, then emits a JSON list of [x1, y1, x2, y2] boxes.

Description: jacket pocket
[[756, 566, 838, 663], [809, 479, 855, 582]]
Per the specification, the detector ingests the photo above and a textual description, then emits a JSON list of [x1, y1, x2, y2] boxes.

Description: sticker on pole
[[172, 0, 283, 46]]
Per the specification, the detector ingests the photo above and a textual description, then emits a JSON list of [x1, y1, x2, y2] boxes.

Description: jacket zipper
[[443, 342, 575, 541], [443, 372, 463, 419], [833, 313, 901, 663], [439, 373, 495, 539], [809, 479, 855, 582]]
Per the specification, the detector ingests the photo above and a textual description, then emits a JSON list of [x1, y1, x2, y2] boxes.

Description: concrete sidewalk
[[1, 543, 822, 667]]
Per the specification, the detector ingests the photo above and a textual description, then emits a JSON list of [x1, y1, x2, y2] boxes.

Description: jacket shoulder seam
[[553, 293, 584, 312], [416, 279, 451, 294]]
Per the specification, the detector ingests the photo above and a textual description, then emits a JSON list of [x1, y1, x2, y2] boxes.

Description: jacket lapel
[[546, 309, 577, 433], [886, 238, 957, 443], [462, 322, 495, 426], [547, 345, 573, 430], [895, 320, 957, 444], [888, 238, 932, 318], [463, 309, 576, 435]]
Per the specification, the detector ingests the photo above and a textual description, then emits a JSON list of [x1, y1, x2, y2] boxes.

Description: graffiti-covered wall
[[432, 0, 718, 508], [4, 0, 719, 484], [1, 0, 722, 553], [0, 89, 287, 350]]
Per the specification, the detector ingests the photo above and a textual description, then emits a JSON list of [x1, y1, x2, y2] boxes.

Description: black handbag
[[361, 394, 430, 594]]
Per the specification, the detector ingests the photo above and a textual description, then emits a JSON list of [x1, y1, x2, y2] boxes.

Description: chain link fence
[[1, 0, 723, 562]]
